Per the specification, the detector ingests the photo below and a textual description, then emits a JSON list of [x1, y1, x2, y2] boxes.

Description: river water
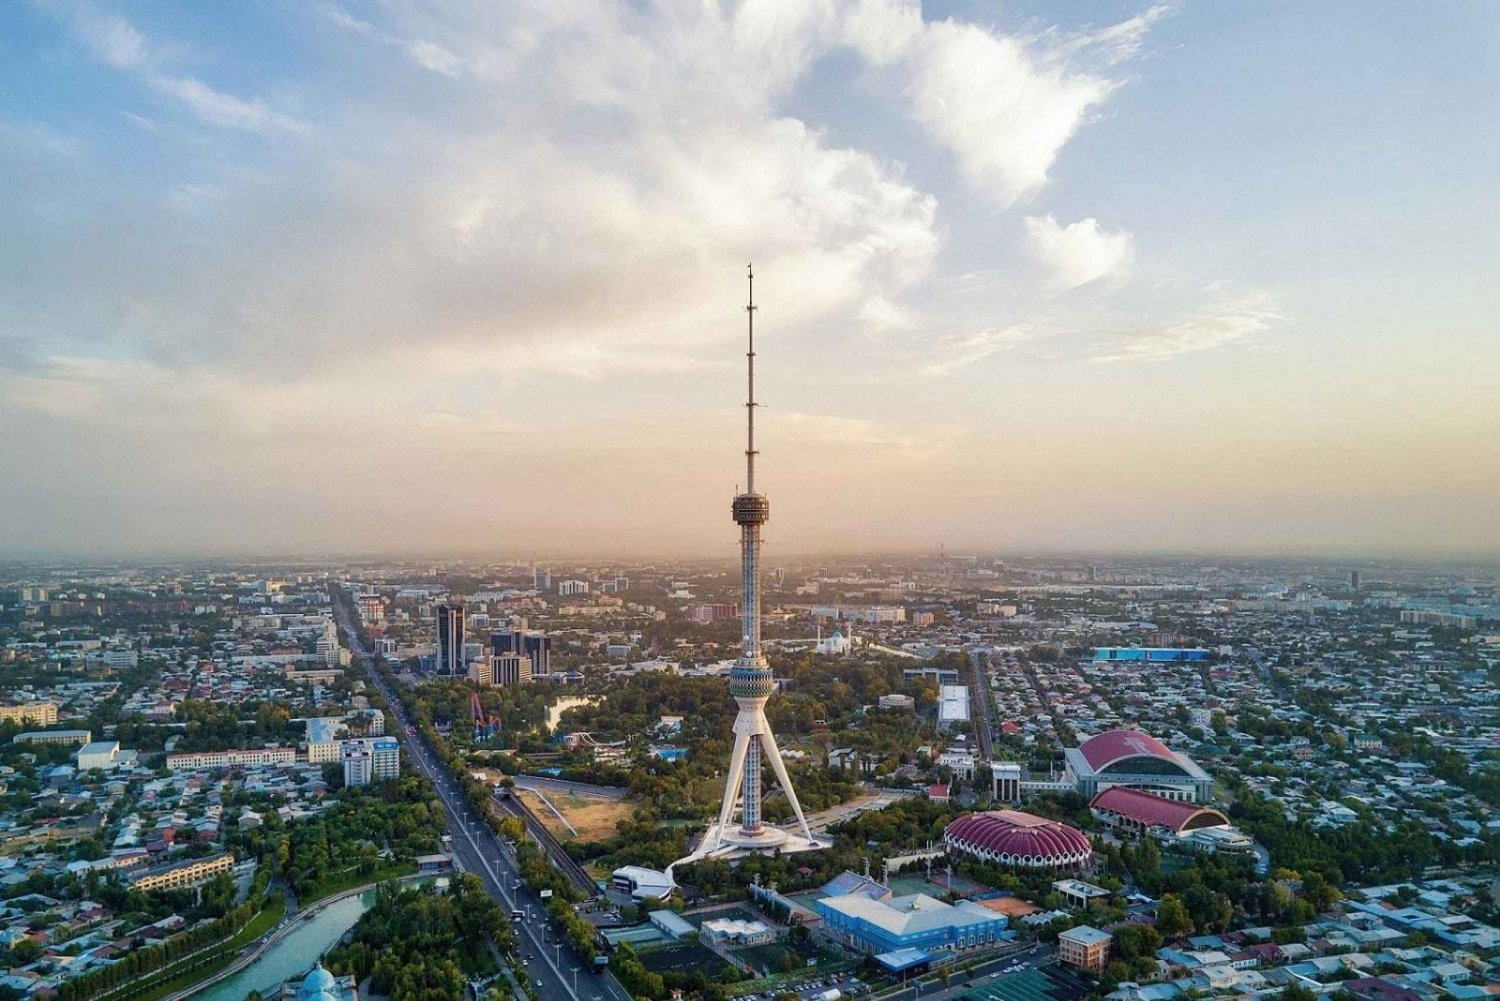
[[194, 890, 373, 1001], [194, 878, 448, 1001]]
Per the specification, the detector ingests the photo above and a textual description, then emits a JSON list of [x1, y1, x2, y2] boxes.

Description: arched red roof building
[[1077, 729, 1181, 772], [1089, 787, 1229, 834], [944, 810, 1093, 869]]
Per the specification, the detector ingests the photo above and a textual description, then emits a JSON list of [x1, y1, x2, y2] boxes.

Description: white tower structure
[[673, 266, 826, 868]]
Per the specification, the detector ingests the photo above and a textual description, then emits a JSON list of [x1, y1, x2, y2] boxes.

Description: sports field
[[639, 942, 733, 977], [961, 966, 1090, 1001]]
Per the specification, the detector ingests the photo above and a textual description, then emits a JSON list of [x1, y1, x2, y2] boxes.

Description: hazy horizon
[[3, 2, 1496, 557]]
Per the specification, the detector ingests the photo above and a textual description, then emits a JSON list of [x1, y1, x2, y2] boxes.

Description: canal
[[193, 889, 375, 1001]]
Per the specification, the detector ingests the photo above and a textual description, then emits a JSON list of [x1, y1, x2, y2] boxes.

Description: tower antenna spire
[[746, 262, 757, 495]]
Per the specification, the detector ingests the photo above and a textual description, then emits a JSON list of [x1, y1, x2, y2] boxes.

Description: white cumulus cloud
[[1025, 215, 1134, 291]]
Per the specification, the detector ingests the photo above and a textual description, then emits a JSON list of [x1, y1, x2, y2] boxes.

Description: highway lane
[[332, 598, 632, 1001]]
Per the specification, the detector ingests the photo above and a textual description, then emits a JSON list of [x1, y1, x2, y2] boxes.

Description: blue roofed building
[[875, 947, 933, 976], [813, 892, 1010, 956], [820, 870, 891, 901]]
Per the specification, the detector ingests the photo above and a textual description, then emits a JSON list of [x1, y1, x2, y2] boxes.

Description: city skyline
[[2, 1, 1497, 558]]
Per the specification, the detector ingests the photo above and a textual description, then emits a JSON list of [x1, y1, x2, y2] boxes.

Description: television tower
[[698, 264, 820, 856]]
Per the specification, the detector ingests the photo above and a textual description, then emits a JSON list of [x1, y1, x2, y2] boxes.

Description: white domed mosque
[[281, 963, 357, 1001]]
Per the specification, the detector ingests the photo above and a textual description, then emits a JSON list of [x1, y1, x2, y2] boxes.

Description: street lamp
[[554, 942, 562, 966], [571, 965, 579, 994]]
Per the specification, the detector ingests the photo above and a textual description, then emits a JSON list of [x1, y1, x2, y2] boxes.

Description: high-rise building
[[679, 266, 823, 866], [1350, 570, 1361, 591], [490, 629, 550, 679], [684, 602, 738, 624], [468, 658, 495, 687], [342, 737, 399, 787], [558, 579, 588, 597], [490, 651, 530, 686], [533, 568, 551, 590], [435, 603, 465, 676]]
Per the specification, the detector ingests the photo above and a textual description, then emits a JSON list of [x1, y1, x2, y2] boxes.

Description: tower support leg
[[710, 729, 752, 852], [756, 727, 815, 841]]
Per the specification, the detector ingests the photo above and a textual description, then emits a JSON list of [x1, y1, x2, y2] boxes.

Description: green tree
[[1156, 894, 1193, 939]]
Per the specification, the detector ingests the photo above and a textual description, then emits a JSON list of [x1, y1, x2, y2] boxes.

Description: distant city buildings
[[684, 602, 738, 624], [558, 579, 588, 597]]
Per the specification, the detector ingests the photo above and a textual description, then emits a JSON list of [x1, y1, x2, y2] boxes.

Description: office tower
[[435, 603, 465, 676], [490, 652, 530, 686], [468, 658, 495, 686], [1349, 570, 1361, 591], [490, 629, 550, 680], [694, 266, 821, 859], [342, 737, 399, 787], [533, 568, 551, 590], [558, 579, 588, 597]]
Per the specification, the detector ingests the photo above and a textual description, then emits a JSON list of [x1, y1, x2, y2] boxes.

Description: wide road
[[967, 649, 996, 762], [332, 596, 632, 1001]]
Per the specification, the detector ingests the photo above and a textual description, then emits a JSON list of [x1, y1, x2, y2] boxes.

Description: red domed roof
[[944, 810, 1092, 868], [1078, 729, 1179, 772]]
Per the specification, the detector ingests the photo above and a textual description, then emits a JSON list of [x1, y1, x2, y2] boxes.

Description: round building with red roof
[[943, 809, 1093, 870]]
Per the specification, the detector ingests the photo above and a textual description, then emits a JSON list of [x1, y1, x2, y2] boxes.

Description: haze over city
[[2, 1, 1497, 557]]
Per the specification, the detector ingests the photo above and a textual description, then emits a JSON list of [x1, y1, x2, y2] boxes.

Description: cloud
[[146, 75, 310, 133], [1025, 215, 1133, 291], [55, 3, 309, 133], [1, 2, 1237, 555], [63, 2, 150, 68], [1048, 3, 1174, 68], [922, 325, 1035, 377], [858, 294, 915, 333], [407, 41, 463, 78], [902, 23, 1116, 205], [1091, 292, 1281, 363]]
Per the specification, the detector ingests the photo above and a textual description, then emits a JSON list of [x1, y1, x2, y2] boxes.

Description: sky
[[1, 1, 1497, 559]]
